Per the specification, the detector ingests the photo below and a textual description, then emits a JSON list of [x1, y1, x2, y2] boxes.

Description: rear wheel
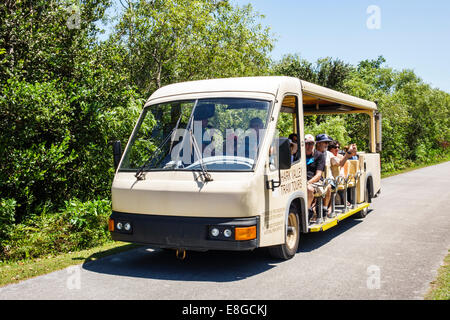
[[355, 184, 370, 218], [268, 206, 300, 260]]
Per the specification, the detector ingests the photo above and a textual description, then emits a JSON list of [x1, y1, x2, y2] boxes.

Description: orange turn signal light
[[234, 226, 257, 241], [108, 219, 115, 232]]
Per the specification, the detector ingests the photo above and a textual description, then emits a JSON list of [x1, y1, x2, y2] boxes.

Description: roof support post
[[369, 110, 376, 153]]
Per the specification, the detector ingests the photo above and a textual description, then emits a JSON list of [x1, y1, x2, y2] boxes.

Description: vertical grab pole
[[317, 195, 323, 224], [343, 175, 349, 212], [327, 178, 337, 218]]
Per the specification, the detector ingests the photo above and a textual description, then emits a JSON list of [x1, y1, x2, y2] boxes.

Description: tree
[[0, 0, 109, 83], [272, 54, 354, 133], [344, 57, 450, 170], [112, 0, 274, 96], [271, 54, 317, 83], [0, 0, 141, 220], [273, 54, 450, 171], [272, 54, 353, 91]]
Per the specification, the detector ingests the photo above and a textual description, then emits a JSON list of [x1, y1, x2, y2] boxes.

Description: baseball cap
[[305, 134, 315, 143], [315, 133, 333, 143]]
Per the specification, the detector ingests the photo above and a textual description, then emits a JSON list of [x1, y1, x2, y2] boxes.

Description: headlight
[[210, 228, 220, 237], [223, 229, 232, 238]]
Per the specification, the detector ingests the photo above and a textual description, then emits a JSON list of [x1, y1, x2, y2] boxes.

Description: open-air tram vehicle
[[109, 76, 382, 260]]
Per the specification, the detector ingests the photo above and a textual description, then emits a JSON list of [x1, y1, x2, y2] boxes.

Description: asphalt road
[[1, 162, 449, 300]]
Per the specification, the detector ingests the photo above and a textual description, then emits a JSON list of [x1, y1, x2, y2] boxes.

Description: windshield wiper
[[188, 124, 213, 182], [135, 110, 185, 180], [183, 102, 212, 182], [168, 100, 212, 182], [135, 100, 213, 182]]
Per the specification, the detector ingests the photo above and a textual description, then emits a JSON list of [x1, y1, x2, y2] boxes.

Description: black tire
[[268, 206, 300, 260], [355, 184, 370, 218]]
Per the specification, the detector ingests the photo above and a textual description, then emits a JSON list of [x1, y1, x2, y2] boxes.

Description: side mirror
[[112, 140, 122, 170], [278, 137, 292, 170], [266, 137, 292, 191]]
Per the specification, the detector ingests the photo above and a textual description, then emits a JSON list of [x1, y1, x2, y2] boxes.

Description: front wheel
[[268, 208, 300, 260]]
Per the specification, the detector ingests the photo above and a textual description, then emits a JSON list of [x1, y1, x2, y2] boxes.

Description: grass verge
[[425, 250, 450, 300], [381, 154, 450, 179], [0, 241, 139, 287]]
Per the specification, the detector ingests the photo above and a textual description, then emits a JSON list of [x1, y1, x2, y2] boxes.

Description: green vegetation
[[425, 250, 450, 300], [0, 0, 449, 265], [1, 198, 112, 261], [381, 153, 450, 179], [272, 55, 450, 173], [0, 242, 138, 287], [0, 0, 273, 262]]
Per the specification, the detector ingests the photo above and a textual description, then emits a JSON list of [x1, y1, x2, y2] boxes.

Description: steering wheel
[[184, 156, 254, 170]]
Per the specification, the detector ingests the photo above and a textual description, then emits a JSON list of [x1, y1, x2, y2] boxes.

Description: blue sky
[[234, 0, 450, 92], [103, 0, 450, 92]]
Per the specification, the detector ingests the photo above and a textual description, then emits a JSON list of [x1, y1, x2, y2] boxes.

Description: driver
[[249, 117, 264, 136], [193, 103, 216, 156], [246, 117, 264, 158]]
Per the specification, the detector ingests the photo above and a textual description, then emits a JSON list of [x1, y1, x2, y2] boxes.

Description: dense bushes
[[344, 59, 450, 171], [1, 79, 76, 219], [1, 1, 142, 260], [1, 199, 111, 261], [0, 198, 16, 241]]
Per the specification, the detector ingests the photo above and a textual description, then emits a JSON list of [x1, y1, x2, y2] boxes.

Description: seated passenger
[[314, 133, 333, 166], [314, 134, 333, 217], [329, 141, 358, 172], [328, 140, 357, 207], [327, 140, 345, 176], [288, 133, 299, 162], [305, 134, 326, 222], [342, 144, 358, 160], [225, 117, 264, 158]]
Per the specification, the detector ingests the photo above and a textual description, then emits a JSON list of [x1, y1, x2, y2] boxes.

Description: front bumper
[[110, 211, 259, 251]]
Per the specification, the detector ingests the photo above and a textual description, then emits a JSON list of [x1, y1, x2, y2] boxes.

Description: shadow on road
[[298, 211, 371, 253], [82, 246, 280, 283], [82, 210, 372, 283]]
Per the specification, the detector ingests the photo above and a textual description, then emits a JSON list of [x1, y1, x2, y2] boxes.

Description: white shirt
[[324, 151, 334, 177], [328, 151, 345, 176], [325, 151, 333, 167]]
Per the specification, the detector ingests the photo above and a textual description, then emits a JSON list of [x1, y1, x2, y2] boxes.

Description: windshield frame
[[118, 97, 274, 173]]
